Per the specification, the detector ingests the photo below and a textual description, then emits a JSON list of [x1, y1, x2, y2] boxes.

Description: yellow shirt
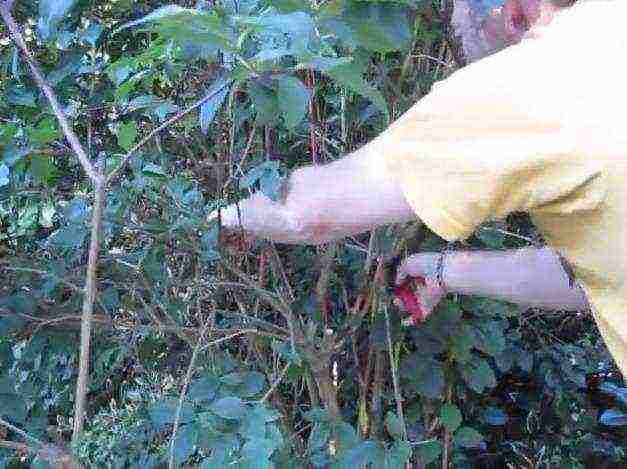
[[370, 0, 627, 376]]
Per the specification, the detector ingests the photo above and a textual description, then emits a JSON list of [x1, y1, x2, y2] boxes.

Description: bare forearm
[[444, 246, 590, 311], [218, 147, 416, 245]]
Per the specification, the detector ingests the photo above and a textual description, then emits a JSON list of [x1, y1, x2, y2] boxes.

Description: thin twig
[[0, 417, 45, 448], [168, 322, 210, 469], [106, 80, 232, 185], [383, 302, 408, 441], [260, 362, 291, 403], [0, 264, 109, 316]]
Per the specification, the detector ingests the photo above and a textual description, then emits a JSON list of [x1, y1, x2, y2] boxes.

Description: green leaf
[[400, 355, 444, 399], [475, 321, 506, 357], [599, 408, 627, 426], [450, 323, 476, 364], [0, 393, 26, 423], [385, 411, 404, 440], [240, 371, 266, 397], [188, 375, 218, 403], [38, 0, 77, 41], [149, 399, 194, 430], [0, 164, 9, 187], [249, 81, 279, 126], [414, 440, 441, 465], [439, 403, 462, 432], [30, 154, 59, 186], [200, 78, 231, 134], [384, 440, 412, 468], [117, 121, 138, 151], [236, 11, 314, 55], [210, 396, 245, 419], [323, 60, 388, 120], [118, 6, 235, 53], [106, 58, 137, 86], [462, 358, 497, 394], [454, 426, 484, 449], [277, 75, 311, 129], [239, 438, 276, 469], [47, 223, 87, 250], [28, 117, 60, 145], [341, 3, 412, 53]]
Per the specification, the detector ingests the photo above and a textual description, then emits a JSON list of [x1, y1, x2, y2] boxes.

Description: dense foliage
[[0, 0, 625, 467]]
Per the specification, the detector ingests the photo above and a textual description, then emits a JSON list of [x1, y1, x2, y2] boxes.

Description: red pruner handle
[[393, 276, 428, 326]]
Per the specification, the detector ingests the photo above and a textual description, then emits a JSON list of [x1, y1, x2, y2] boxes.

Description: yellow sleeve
[[371, 112, 608, 243]]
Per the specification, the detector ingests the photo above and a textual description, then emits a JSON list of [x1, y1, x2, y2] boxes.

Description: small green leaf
[[117, 121, 137, 151], [385, 411, 404, 440], [440, 403, 462, 432], [210, 396, 245, 419], [462, 358, 497, 393], [454, 426, 485, 449], [278, 75, 311, 129]]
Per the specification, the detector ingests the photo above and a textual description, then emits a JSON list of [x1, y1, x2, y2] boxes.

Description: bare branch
[[106, 80, 233, 185], [0, 4, 97, 182], [72, 164, 105, 444]]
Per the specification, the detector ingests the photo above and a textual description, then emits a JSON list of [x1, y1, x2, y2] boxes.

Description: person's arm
[[213, 145, 417, 245], [443, 246, 590, 311]]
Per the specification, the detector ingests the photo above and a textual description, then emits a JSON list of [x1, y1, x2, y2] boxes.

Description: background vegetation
[[0, 0, 625, 467]]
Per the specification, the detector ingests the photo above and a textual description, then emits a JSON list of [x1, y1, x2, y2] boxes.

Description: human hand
[[393, 252, 447, 326]]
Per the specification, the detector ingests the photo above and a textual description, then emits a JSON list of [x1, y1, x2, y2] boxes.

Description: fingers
[[394, 253, 438, 285]]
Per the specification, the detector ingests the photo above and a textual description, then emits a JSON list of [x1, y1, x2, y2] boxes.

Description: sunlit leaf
[[599, 408, 627, 427], [0, 164, 9, 187], [117, 121, 138, 151], [38, 0, 77, 41]]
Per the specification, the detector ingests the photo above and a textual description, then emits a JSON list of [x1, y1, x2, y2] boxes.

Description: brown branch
[[0, 3, 97, 182], [106, 80, 232, 185], [72, 163, 105, 444]]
